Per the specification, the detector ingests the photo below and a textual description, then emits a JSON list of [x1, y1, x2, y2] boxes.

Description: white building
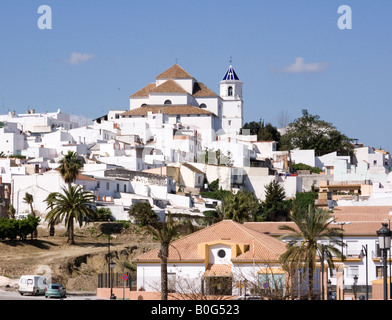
[[119, 64, 244, 162]]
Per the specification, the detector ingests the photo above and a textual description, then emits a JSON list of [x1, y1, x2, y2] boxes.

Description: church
[[120, 64, 244, 150]]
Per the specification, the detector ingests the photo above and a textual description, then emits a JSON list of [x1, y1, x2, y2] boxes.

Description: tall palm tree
[[23, 192, 37, 239], [58, 151, 83, 185], [278, 206, 344, 300], [23, 192, 35, 217], [44, 193, 58, 236], [45, 185, 97, 244], [146, 213, 179, 300]]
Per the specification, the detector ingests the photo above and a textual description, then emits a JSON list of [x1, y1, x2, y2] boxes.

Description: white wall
[[290, 149, 315, 167]]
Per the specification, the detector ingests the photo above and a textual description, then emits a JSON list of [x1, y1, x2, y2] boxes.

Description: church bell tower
[[219, 65, 243, 134]]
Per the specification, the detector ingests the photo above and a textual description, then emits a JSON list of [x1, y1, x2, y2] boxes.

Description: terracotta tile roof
[[149, 79, 188, 94], [134, 220, 287, 264], [332, 206, 392, 222], [204, 264, 232, 277], [130, 83, 156, 98], [244, 219, 389, 236], [121, 105, 216, 117], [155, 64, 193, 79], [76, 173, 96, 181], [192, 82, 218, 97]]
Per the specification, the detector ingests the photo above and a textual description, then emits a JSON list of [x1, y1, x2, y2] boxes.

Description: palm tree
[[44, 193, 58, 236], [58, 151, 83, 184], [23, 192, 37, 239], [23, 192, 35, 217], [45, 184, 97, 244], [278, 206, 344, 300], [216, 191, 260, 223], [146, 213, 179, 300], [8, 204, 16, 219]]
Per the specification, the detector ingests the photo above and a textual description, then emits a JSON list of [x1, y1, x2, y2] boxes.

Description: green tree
[[44, 193, 59, 236], [23, 192, 37, 238], [278, 207, 344, 300], [259, 180, 291, 221], [280, 109, 353, 155], [146, 213, 180, 300], [96, 207, 114, 222], [23, 192, 35, 217], [293, 190, 319, 211], [58, 151, 83, 184], [216, 191, 260, 223], [45, 185, 97, 244], [7, 204, 16, 219], [128, 202, 159, 227], [241, 120, 281, 143]]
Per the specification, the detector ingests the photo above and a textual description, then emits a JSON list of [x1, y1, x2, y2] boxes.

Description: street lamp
[[359, 245, 368, 300], [377, 223, 392, 300], [353, 275, 358, 300], [110, 261, 116, 300], [327, 279, 333, 300]]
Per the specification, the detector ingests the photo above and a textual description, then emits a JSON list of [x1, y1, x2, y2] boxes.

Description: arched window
[[228, 86, 233, 96], [164, 100, 172, 105], [199, 103, 207, 108]]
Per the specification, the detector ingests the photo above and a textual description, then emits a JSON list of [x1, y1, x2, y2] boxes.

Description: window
[[218, 249, 226, 258], [116, 183, 120, 192], [164, 100, 172, 105], [346, 240, 358, 257], [123, 184, 127, 192], [168, 273, 176, 293], [106, 182, 110, 190], [199, 103, 207, 108], [228, 120, 232, 126], [228, 86, 233, 96], [176, 115, 181, 123], [347, 266, 359, 278]]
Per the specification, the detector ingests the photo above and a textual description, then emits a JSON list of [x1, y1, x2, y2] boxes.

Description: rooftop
[[121, 105, 216, 117], [134, 220, 287, 263]]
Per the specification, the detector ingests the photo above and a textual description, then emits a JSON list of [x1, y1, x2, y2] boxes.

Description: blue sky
[[1, 1, 392, 151]]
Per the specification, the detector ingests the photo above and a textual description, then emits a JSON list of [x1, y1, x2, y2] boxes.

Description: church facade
[[121, 64, 243, 142], [117, 64, 246, 167]]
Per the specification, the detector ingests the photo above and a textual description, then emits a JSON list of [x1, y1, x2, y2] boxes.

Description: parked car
[[235, 295, 263, 300], [18, 275, 47, 296], [45, 283, 66, 298]]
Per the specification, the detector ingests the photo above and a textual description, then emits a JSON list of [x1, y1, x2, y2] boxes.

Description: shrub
[[0, 215, 40, 241]]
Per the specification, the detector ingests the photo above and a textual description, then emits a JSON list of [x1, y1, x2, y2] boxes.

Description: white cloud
[[277, 57, 329, 74], [66, 52, 95, 65]]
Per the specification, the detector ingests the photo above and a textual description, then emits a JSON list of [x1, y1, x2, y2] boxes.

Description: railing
[[98, 272, 136, 289]]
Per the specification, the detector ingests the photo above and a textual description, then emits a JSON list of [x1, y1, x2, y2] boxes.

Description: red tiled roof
[[155, 64, 193, 79], [150, 79, 188, 94], [134, 220, 287, 263], [130, 83, 156, 98], [204, 264, 231, 277], [76, 174, 96, 181], [121, 105, 216, 117]]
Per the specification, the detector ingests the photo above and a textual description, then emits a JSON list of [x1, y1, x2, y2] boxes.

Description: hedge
[[0, 215, 40, 240]]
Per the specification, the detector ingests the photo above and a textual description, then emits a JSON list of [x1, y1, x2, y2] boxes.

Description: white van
[[18, 275, 47, 296]]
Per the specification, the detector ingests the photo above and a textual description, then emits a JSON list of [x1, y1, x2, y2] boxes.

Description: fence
[[97, 272, 136, 290]]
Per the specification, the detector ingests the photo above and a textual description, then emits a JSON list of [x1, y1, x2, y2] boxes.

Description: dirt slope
[[0, 223, 158, 291]]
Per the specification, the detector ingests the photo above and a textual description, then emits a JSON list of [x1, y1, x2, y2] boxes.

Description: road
[[0, 289, 103, 300]]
